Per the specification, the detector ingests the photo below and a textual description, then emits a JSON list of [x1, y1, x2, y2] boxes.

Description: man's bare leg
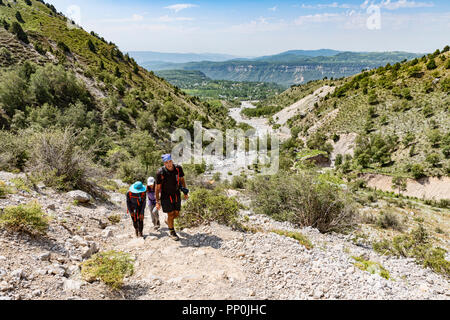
[[167, 210, 180, 241]]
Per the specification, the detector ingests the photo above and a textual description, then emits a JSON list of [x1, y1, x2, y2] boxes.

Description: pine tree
[[15, 11, 25, 23], [10, 22, 29, 44], [87, 39, 96, 53], [426, 58, 437, 70], [114, 66, 121, 78]]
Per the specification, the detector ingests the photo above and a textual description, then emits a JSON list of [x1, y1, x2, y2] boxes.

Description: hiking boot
[[169, 230, 180, 241], [153, 224, 160, 231], [135, 229, 139, 237], [138, 231, 144, 238]]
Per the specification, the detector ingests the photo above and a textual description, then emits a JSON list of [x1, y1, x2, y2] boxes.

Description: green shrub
[[11, 177, 31, 193], [177, 188, 242, 230], [248, 170, 356, 233], [426, 153, 441, 167], [87, 39, 96, 53], [29, 64, 91, 107], [118, 159, 147, 185], [231, 175, 247, 189], [427, 129, 441, 147], [271, 229, 313, 250], [0, 202, 50, 235], [354, 134, 397, 168], [373, 225, 449, 276], [108, 215, 121, 225], [0, 180, 12, 198], [411, 163, 426, 179], [0, 131, 30, 171], [426, 58, 437, 70], [352, 256, 390, 280], [81, 251, 134, 290], [376, 211, 402, 231]]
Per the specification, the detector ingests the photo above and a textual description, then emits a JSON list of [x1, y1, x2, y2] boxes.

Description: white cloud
[[269, 6, 278, 12], [164, 4, 198, 13], [379, 0, 434, 10], [158, 15, 195, 22], [100, 14, 144, 23], [294, 13, 341, 25], [360, 0, 434, 10], [301, 2, 354, 9]]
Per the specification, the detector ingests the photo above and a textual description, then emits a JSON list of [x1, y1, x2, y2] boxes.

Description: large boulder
[[67, 190, 91, 203]]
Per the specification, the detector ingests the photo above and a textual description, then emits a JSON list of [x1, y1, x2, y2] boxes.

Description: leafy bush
[[354, 134, 397, 168], [0, 202, 50, 235], [306, 132, 333, 154], [0, 131, 30, 171], [248, 170, 356, 233], [231, 175, 247, 189], [81, 251, 134, 290], [373, 225, 449, 276], [27, 129, 103, 196], [426, 153, 441, 167], [117, 159, 147, 185], [0, 180, 12, 198], [177, 188, 242, 230], [376, 211, 402, 231], [426, 58, 437, 70], [29, 64, 91, 107], [411, 163, 426, 179]]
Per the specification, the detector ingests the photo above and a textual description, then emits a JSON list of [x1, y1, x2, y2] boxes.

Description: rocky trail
[[0, 172, 448, 300]]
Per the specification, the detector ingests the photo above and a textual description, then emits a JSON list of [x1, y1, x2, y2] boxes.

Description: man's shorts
[[161, 197, 181, 213]]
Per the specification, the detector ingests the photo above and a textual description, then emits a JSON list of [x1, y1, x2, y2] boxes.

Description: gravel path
[[1, 172, 448, 300]]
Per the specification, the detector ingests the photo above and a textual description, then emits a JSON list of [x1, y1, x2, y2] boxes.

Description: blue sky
[[46, 0, 450, 56]]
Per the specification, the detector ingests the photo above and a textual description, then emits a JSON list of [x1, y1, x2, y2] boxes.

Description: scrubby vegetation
[[0, 0, 235, 193], [81, 251, 134, 290], [177, 188, 242, 230], [0, 201, 50, 235], [248, 170, 356, 233], [373, 225, 450, 276]]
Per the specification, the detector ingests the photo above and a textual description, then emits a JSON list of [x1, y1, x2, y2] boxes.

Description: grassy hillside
[[155, 69, 285, 101], [0, 0, 235, 188], [271, 46, 450, 178]]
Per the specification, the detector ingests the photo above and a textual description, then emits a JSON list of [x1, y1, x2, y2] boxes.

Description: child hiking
[[147, 177, 160, 230], [126, 181, 147, 238]]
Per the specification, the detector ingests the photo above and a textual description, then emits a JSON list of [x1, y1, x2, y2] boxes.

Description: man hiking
[[147, 177, 160, 231], [155, 154, 189, 241], [126, 181, 147, 238]]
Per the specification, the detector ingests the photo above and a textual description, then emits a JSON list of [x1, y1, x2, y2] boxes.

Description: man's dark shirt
[[156, 164, 184, 200]]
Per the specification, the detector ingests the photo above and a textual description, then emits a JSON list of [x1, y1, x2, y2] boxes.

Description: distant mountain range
[[130, 49, 423, 86], [127, 51, 242, 64]]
